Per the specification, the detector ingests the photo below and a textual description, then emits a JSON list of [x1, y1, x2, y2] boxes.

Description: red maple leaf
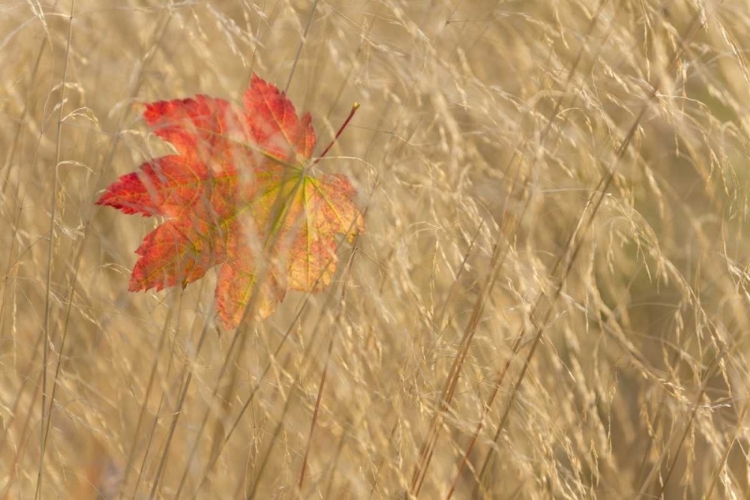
[[97, 74, 364, 328]]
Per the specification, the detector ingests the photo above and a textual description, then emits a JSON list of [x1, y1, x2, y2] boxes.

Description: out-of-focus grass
[[1, 1, 749, 498]]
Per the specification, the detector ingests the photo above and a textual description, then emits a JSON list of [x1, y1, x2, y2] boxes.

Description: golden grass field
[[2, 0, 750, 498]]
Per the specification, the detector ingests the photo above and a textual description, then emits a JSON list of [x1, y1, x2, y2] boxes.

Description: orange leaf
[[97, 74, 363, 328]]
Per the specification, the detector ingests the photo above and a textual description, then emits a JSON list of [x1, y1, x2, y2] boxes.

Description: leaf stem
[[312, 102, 360, 165]]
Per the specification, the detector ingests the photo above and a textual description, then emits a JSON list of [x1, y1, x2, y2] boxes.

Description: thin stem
[[36, 3, 74, 499], [298, 332, 334, 491], [312, 103, 360, 165], [285, 0, 319, 93]]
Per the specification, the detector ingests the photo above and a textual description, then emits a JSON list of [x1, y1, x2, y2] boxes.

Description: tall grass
[[1, 0, 749, 498]]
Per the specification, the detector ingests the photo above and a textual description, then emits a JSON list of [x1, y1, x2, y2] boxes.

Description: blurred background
[[1, 0, 749, 498]]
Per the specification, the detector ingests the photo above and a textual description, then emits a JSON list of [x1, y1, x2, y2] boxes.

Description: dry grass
[[2, 0, 750, 498]]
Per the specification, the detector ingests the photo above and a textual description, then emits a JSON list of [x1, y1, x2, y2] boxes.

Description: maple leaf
[[97, 74, 364, 328]]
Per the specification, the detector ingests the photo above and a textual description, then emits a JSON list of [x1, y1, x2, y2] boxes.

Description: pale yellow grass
[[1, 0, 750, 498]]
